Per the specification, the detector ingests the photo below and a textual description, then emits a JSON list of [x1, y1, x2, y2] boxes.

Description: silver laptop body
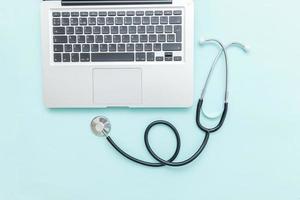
[[41, 0, 194, 108]]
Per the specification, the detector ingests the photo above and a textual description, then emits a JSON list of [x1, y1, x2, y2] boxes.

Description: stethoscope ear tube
[[196, 99, 228, 133]]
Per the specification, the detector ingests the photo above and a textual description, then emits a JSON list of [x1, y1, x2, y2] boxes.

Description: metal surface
[[199, 39, 249, 119], [91, 116, 111, 137]]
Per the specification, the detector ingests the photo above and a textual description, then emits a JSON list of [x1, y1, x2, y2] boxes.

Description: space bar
[[91, 53, 134, 62]]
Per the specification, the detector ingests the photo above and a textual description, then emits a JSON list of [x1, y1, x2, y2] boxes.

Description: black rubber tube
[[105, 99, 228, 167]]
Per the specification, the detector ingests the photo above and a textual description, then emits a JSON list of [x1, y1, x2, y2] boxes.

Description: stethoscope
[[90, 38, 249, 167]]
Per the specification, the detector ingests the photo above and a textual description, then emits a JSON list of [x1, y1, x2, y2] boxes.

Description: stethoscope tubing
[[104, 39, 233, 167]]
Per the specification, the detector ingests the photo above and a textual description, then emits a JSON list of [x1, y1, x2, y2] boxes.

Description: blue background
[[1, 0, 300, 199]]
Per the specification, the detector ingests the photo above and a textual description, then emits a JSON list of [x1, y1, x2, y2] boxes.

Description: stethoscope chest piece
[[91, 116, 111, 137]]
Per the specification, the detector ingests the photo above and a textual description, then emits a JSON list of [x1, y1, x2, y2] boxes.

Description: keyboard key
[[169, 16, 182, 24], [61, 18, 69, 26], [145, 11, 153, 16], [71, 12, 79, 17], [120, 26, 128, 34], [165, 25, 173, 33], [167, 34, 175, 42], [155, 11, 163, 15], [165, 56, 172, 61], [91, 44, 99, 52], [174, 10, 182, 15], [53, 18, 60, 26], [54, 45, 63, 52], [52, 12, 61, 17], [63, 53, 70, 62], [165, 52, 173, 61], [80, 53, 90, 62], [174, 56, 182, 61], [138, 26, 145, 33], [89, 12, 98, 16], [149, 34, 157, 42], [163, 43, 182, 51], [147, 26, 155, 33], [100, 44, 108, 52], [78, 35, 85, 43], [118, 44, 125, 51], [70, 18, 78, 25], [126, 11, 135, 16], [131, 35, 139, 42], [113, 35, 121, 43], [66, 27, 74, 34], [54, 53, 61, 62], [129, 26, 136, 34], [99, 11, 107, 16], [156, 56, 163, 61], [117, 11, 126, 16], [71, 53, 79, 62], [69, 36, 76, 43], [122, 35, 130, 43], [108, 11, 116, 16], [102, 26, 110, 34], [127, 44, 134, 51], [109, 44, 117, 52], [88, 18, 96, 25], [151, 17, 159, 24], [53, 27, 65, 35], [142, 17, 150, 25], [164, 10, 172, 15], [80, 12, 88, 17], [75, 27, 83, 34], [160, 16, 168, 24], [133, 17, 141, 25], [65, 44, 72, 52], [73, 44, 81, 52], [156, 26, 163, 33], [96, 35, 104, 43], [145, 44, 152, 51], [82, 44, 90, 52], [174, 25, 182, 42], [124, 17, 133, 25], [136, 44, 143, 51], [158, 34, 166, 42], [115, 17, 123, 25], [93, 26, 101, 34], [147, 52, 155, 61], [154, 43, 161, 51], [53, 36, 67, 43], [97, 17, 105, 25], [84, 26, 92, 34], [136, 53, 146, 61], [91, 53, 134, 62], [104, 35, 112, 43], [111, 26, 119, 34], [106, 17, 114, 25], [140, 35, 148, 42], [79, 18, 87, 25], [136, 11, 144, 16], [86, 35, 94, 43]]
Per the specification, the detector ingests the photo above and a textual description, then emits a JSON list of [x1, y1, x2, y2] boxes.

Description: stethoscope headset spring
[[91, 38, 249, 167]]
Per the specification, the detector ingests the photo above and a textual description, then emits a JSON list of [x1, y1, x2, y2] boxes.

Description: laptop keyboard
[[51, 9, 183, 63]]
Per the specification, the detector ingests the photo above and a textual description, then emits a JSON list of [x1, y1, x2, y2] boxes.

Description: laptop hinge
[[61, 0, 172, 6]]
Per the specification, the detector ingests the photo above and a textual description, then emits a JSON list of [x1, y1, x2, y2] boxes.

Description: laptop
[[41, 0, 194, 108]]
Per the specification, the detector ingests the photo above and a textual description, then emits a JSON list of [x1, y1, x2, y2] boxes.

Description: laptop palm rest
[[93, 68, 142, 106]]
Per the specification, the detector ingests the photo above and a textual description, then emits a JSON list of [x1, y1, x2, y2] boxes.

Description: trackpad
[[93, 68, 142, 106]]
